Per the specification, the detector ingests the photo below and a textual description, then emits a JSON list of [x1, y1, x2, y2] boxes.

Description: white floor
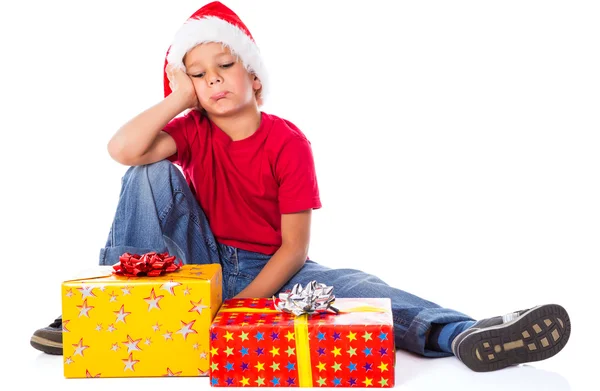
[[11, 294, 592, 391], [16, 340, 584, 391], [6, 236, 595, 391]]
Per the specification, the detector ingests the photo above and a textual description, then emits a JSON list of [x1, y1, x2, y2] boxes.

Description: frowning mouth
[[211, 91, 229, 100]]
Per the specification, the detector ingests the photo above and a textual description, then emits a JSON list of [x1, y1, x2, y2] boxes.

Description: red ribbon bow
[[112, 251, 182, 277]]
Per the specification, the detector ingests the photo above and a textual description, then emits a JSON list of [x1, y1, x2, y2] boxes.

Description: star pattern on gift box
[[72, 338, 89, 357], [122, 353, 139, 372], [61, 263, 224, 378], [114, 305, 131, 324], [144, 288, 164, 311], [164, 367, 182, 376], [189, 298, 208, 315], [77, 299, 94, 318], [78, 285, 96, 299], [109, 291, 118, 303], [160, 280, 182, 295], [122, 335, 143, 354], [86, 369, 101, 378], [176, 319, 198, 340], [209, 298, 395, 387]]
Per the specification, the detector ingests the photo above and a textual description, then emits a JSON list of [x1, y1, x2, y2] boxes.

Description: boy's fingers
[[166, 64, 178, 81]]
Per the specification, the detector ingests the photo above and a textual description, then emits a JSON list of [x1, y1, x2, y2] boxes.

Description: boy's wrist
[[165, 91, 195, 113]]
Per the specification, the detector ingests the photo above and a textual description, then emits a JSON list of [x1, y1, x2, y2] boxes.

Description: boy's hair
[[163, 1, 268, 104]]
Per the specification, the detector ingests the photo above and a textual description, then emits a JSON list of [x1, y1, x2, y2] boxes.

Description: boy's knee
[[122, 159, 174, 187], [145, 159, 174, 180]]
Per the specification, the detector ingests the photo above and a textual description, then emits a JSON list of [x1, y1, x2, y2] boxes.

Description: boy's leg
[[31, 160, 224, 355], [276, 260, 571, 372], [276, 261, 473, 358], [98, 159, 222, 266]]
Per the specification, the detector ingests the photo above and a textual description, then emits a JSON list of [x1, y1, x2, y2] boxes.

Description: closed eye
[[190, 63, 234, 78]]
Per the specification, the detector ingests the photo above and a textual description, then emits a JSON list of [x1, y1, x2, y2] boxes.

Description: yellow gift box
[[61, 263, 222, 378]]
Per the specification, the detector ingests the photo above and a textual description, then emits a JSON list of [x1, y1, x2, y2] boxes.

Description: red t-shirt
[[163, 110, 322, 256]]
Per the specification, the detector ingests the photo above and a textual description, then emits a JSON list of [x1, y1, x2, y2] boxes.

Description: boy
[[31, 1, 571, 373]]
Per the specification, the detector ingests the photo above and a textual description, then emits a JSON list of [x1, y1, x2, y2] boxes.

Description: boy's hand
[[166, 64, 200, 110]]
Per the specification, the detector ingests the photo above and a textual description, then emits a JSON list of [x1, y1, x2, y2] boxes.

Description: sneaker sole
[[457, 304, 571, 372], [30, 335, 63, 355]]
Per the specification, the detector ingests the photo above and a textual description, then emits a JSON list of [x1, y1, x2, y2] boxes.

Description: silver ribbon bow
[[273, 280, 339, 316]]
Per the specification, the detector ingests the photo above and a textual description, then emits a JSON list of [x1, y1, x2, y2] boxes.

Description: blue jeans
[[99, 160, 475, 358]]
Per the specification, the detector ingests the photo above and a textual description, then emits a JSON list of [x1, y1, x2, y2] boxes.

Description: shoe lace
[[49, 316, 62, 328], [501, 308, 530, 323]]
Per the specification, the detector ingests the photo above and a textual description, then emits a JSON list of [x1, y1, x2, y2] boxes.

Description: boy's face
[[183, 42, 262, 115]]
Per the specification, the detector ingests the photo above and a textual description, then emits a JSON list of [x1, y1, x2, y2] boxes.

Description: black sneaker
[[30, 316, 63, 355], [451, 304, 570, 372]]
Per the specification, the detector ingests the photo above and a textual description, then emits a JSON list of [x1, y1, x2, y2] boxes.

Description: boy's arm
[[107, 66, 198, 166], [233, 209, 312, 298], [107, 93, 188, 166]]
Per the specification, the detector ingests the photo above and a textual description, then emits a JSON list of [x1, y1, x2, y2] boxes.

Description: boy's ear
[[252, 75, 263, 105], [252, 75, 262, 91]]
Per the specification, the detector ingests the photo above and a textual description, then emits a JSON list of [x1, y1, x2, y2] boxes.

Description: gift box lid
[[63, 264, 222, 285], [211, 297, 393, 327]]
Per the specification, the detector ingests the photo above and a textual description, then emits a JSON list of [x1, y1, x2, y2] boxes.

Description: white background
[[1, 0, 598, 389]]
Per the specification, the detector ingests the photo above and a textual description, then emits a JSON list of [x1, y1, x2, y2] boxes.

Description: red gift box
[[209, 298, 395, 387]]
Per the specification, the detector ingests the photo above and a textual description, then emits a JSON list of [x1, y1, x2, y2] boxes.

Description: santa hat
[[163, 1, 268, 101]]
